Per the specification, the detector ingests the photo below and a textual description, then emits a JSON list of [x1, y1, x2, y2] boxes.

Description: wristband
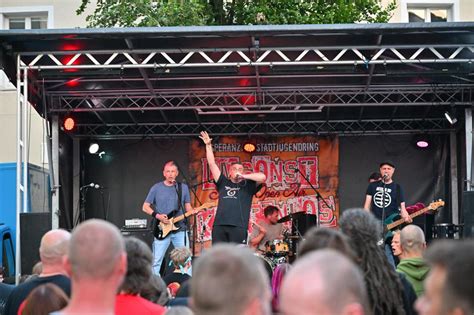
[[151, 210, 159, 219]]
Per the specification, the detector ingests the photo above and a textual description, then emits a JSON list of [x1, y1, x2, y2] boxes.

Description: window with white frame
[[0, 6, 53, 89], [401, 0, 459, 22]]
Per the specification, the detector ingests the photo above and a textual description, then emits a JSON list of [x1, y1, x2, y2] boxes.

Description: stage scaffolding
[[1, 23, 474, 280]]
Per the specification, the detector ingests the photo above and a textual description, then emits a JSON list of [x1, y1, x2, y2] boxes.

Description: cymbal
[[277, 211, 313, 223]]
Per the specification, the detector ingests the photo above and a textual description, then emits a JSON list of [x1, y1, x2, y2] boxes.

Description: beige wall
[[0, 0, 95, 28], [0, 91, 47, 166], [382, 0, 474, 22], [0, 0, 95, 165]]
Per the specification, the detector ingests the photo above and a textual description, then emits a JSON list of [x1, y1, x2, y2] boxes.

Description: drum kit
[[254, 211, 317, 277]]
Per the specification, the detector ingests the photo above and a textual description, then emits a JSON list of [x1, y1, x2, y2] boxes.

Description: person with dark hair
[[297, 226, 356, 261], [140, 274, 170, 306], [143, 160, 193, 275], [190, 244, 271, 315], [415, 240, 474, 315], [280, 249, 370, 315], [249, 205, 284, 252], [199, 131, 266, 244], [5, 229, 71, 315], [116, 237, 166, 315], [339, 208, 416, 315], [21, 283, 68, 315]]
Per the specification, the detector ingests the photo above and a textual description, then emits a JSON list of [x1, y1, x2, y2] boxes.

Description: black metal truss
[[50, 85, 472, 114], [74, 118, 451, 139]]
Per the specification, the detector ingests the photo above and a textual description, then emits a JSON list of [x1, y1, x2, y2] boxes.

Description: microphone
[[382, 173, 388, 180]]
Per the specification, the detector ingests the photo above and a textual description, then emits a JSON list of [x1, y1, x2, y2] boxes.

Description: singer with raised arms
[[142, 160, 193, 275], [199, 131, 266, 244]]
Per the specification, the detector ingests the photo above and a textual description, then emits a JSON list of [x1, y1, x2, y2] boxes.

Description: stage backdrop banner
[[188, 135, 339, 253]]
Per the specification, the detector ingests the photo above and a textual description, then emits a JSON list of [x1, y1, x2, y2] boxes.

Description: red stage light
[[65, 79, 80, 87], [241, 95, 255, 106], [63, 117, 76, 131]]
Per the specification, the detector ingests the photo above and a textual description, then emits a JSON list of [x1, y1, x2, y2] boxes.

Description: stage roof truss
[[2, 23, 474, 137]]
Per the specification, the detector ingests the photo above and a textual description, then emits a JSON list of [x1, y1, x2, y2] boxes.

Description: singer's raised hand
[[199, 131, 212, 145]]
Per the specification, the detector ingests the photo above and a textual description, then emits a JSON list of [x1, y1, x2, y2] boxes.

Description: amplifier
[[124, 218, 147, 229], [120, 228, 154, 249]]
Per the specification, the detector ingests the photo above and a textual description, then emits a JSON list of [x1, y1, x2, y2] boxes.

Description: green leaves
[[77, 0, 396, 27]]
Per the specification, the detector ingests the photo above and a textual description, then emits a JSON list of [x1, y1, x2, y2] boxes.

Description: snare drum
[[265, 240, 289, 257]]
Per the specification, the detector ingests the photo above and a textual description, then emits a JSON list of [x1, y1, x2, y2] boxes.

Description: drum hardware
[[432, 223, 464, 239]]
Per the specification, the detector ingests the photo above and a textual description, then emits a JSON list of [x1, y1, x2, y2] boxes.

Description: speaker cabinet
[[462, 191, 474, 238], [20, 212, 52, 275], [120, 228, 154, 249]]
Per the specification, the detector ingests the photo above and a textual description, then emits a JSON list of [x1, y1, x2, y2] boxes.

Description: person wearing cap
[[363, 161, 411, 224]]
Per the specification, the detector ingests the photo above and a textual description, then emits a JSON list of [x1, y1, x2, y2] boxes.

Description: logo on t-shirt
[[373, 187, 392, 208], [224, 186, 240, 199]]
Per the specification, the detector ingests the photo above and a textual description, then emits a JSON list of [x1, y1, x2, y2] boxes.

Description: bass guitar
[[154, 201, 217, 240], [384, 199, 444, 240]]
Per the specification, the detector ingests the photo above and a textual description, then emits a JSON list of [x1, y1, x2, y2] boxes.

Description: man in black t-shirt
[[199, 131, 266, 244], [364, 161, 412, 223]]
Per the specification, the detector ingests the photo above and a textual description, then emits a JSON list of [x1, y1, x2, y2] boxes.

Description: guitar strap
[[177, 182, 183, 213], [396, 183, 401, 210]]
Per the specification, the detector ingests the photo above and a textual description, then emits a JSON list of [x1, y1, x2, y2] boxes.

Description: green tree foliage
[[77, 0, 396, 27]]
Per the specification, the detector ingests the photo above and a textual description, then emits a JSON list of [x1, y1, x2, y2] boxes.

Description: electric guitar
[[154, 201, 217, 240], [383, 200, 444, 240]]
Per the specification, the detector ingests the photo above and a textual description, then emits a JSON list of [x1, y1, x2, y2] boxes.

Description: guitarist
[[363, 161, 412, 267], [142, 161, 193, 276]]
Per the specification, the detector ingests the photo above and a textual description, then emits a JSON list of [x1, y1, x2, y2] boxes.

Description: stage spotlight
[[414, 135, 430, 149], [88, 143, 99, 154], [63, 117, 75, 131], [243, 142, 256, 153], [444, 111, 457, 125]]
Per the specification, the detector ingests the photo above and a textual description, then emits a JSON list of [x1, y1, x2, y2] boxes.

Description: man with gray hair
[[60, 219, 127, 315], [5, 229, 71, 315], [416, 239, 474, 315], [280, 249, 369, 315], [397, 224, 430, 297], [190, 244, 271, 315]]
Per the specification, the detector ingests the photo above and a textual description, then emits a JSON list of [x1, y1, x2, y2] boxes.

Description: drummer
[[249, 205, 285, 253]]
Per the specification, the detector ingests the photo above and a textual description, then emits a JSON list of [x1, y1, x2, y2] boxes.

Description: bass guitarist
[[363, 161, 412, 267], [142, 160, 193, 276]]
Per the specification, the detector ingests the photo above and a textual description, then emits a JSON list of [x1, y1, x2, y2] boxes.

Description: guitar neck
[[386, 206, 430, 230], [172, 212, 192, 225]]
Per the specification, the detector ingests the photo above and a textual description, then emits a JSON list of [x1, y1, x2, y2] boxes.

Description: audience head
[[170, 247, 192, 271], [31, 261, 43, 275], [21, 283, 69, 315], [119, 237, 153, 294], [297, 227, 356, 261], [191, 244, 271, 315], [39, 229, 71, 267], [390, 230, 402, 258], [140, 274, 170, 306], [416, 240, 474, 315], [340, 208, 404, 315], [400, 224, 426, 257], [66, 219, 126, 284], [280, 249, 369, 315]]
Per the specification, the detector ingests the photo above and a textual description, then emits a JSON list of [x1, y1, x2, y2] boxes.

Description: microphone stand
[[380, 176, 388, 244], [295, 168, 333, 228]]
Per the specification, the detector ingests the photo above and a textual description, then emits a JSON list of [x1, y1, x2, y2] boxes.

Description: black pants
[[212, 225, 248, 245]]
